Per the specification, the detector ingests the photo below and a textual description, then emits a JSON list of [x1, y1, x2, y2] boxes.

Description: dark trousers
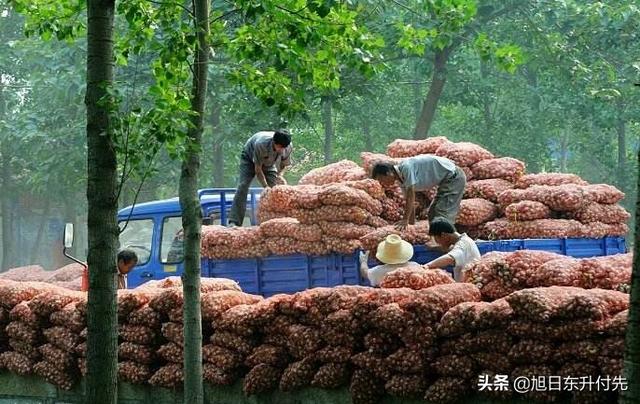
[[428, 167, 467, 224], [228, 155, 278, 225]]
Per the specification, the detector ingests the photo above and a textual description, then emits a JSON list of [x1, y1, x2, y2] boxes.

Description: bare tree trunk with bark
[[414, 47, 452, 139], [180, 0, 209, 402], [322, 96, 334, 164], [620, 148, 640, 403], [84, 0, 119, 402]]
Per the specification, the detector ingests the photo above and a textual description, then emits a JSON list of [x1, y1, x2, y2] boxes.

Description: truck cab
[[117, 188, 262, 288]]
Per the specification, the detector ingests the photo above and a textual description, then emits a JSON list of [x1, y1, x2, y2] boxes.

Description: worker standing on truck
[[358, 234, 421, 287], [228, 130, 293, 227], [371, 155, 466, 229], [423, 218, 480, 281], [117, 250, 138, 289]]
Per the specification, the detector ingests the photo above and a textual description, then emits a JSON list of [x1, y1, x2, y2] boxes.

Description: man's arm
[[359, 251, 370, 281], [425, 254, 455, 269], [397, 186, 416, 229], [254, 164, 269, 188]]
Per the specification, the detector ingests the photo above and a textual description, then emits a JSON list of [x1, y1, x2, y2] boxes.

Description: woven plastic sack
[[299, 160, 367, 185], [149, 363, 182, 388], [47, 263, 85, 282], [360, 152, 400, 173], [296, 205, 371, 225], [322, 236, 361, 255], [424, 377, 468, 404], [157, 342, 183, 363], [38, 343, 74, 369], [506, 286, 628, 322], [380, 267, 453, 290], [210, 332, 257, 356], [0, 351, 34, 375], [203, 363, 238, 386], [435, 142, 494, 167], [33, 360, 76, 390], [260, 218, 322, 242], [433, 354, 477, 378], [6, 321, 40, 345], [9, 339, 40, 360], [437, 299, 513, 337], [483, 218, 582, 239], [279, 358, 317, 391], [470, 157, 525, 181], [0, 265, 47, 282], [201, 225, 264, 250], [387, 137, 449, 157], [310, 363, 350, 389], [265, 237, 328, 256], [505, 200, 551, 221], [119, 341, 155, 364], [583, 184, 625, 204], [201, 290, 263, 322], [385, 374, 426, 397], [350, 369, 384, 404], [464, 179, 513, 203], [359, 221, 430, 252], [342, 179, 386, 200], [243, 364, 282, 396], [385, 347, 424, 373], [318, 221, 374, 239], [9, 302, 40, 328], [50, 302, 85, 333], [507, 318, 607, 342], [568, 203, 630, 224], [515, 173, 588, 188], [457, 198, 498, 227], [318, 185, 383, 215]]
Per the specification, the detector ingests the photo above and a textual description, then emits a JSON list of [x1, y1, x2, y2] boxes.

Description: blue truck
[[117, 188, 627, 296]]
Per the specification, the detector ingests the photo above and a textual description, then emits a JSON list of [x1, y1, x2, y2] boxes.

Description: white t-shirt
[[367, 261, 422, 287], [447, 234, 481, 281]]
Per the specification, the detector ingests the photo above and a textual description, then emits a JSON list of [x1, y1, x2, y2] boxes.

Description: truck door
[[159, 216, 185, 276]]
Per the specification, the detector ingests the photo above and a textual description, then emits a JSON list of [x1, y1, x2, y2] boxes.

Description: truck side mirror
[[64, 223, 74, 249]]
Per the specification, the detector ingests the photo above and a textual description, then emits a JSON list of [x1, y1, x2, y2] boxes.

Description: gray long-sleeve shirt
[[242, 131, 292, 170]]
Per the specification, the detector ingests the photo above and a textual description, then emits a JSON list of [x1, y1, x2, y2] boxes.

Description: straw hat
[[376, 234, 414, 264]]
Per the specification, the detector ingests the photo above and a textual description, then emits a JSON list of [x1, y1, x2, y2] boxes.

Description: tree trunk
[[363, 118, 373, 152], [0, 143, 13, 271], [0, 89, 13, 271], [180, 0, 209, 401], [30, 197, 51, 264], [85, 0, 119, 403], [620, 148, 640, 403], [617, 102, 626, 189], [322, 96, 334, 164], [559, 130, 568, 173], [211, 103, 224, 187], [414, 47, 452, 139]]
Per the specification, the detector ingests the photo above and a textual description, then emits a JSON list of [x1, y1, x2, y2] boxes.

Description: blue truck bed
[[202, 236, 627, 296]]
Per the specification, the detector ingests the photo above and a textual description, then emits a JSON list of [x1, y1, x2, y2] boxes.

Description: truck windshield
[[118, 219, 153, 265]]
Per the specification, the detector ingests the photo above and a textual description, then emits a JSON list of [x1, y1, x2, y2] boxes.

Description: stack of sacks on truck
[[432, 287, 629, 403], [0, 280, 85, 390], [485, 174, 629, 239], [463, 251, 632, 300], [199, 177, 430, 258], [0, 263, 85, 291]]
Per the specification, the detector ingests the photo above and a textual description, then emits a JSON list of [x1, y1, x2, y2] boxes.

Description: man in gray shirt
[[371, 154, 466, 229], [228, 130, 293, 226]]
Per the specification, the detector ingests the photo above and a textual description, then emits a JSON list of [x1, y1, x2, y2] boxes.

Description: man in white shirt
[[424, 218, 480, 281], [358, 234, 422, 287]]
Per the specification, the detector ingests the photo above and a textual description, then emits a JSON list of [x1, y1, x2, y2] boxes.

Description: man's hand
[[395, 219, 408, 231], [359, 251, 370, 265], [275, 175, 287, 185]]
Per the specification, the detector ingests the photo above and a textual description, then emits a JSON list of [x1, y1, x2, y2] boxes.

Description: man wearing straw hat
[[358, 234, 421, 287]]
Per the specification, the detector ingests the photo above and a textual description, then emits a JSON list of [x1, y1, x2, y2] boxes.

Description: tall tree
[[621, 144, 640, 402], [84, 0, 119, 402], [179, 0, 209, 400]]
